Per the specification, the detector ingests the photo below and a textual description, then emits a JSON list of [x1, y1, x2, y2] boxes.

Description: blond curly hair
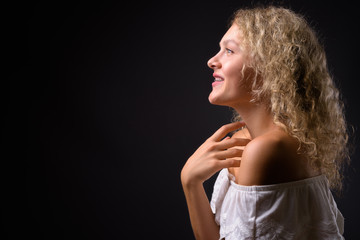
[[231, 6, 350, 191]]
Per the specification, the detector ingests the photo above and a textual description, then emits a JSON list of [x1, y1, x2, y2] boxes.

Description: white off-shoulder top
[[210, 168, 344, 240]]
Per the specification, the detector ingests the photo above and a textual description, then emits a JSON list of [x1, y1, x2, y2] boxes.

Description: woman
[[181, 6, 349, 240]]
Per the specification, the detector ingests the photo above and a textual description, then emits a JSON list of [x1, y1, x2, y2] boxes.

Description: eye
[[225, 48, 234, 54]]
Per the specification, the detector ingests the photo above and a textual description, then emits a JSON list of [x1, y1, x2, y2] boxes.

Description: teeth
[[214, 78, 223, 81]]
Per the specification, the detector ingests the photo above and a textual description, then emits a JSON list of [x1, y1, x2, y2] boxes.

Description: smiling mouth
[[212, 78, 224, 87]]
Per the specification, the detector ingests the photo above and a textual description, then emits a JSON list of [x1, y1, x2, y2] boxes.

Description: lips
[[212, 73, 224, 87], [213, 73, 224, 81]]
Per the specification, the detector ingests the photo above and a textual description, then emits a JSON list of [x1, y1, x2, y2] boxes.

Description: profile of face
[[207, 24, 253, 108]]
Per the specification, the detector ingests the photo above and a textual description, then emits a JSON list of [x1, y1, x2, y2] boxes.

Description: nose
[[207, 53, 221, 69]]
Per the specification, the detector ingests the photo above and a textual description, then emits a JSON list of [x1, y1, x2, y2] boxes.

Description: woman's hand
[[181, 122, 251, 186]]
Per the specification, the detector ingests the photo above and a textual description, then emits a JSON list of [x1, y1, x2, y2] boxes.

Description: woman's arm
[[181, 122, 250, 240], [181, 181, 219, 240]]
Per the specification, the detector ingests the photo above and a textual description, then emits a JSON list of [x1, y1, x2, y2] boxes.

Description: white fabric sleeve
[[210, 168, 345, 240]]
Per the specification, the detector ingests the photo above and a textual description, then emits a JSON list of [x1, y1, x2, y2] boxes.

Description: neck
[[232, 102, 276, 139]]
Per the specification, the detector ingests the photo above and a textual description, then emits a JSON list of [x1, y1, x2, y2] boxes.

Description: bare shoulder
[[235, 128, 312, 186], [244, 129, 291, 158]]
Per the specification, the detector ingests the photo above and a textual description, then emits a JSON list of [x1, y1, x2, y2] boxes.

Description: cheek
[[223, 62, 244, 87]]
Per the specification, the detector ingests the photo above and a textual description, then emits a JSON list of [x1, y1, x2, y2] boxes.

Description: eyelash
[[225, 48, 234, 54]]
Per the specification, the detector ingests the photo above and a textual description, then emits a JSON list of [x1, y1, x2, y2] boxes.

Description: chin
[[208, 92, 219, 105], [208, 94, 228, 106]]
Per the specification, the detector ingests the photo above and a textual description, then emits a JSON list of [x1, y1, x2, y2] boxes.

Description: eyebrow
[[219, 39, 242, 51], [220, 39, 239, 46]]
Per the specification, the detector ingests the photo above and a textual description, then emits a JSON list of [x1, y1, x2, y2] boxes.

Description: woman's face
[[207, 24, 253, 108]]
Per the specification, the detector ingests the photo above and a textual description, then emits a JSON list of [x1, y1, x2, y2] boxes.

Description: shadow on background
[[3, 1, 359, 239]]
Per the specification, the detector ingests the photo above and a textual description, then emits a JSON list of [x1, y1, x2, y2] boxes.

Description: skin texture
[[208, 24, 252, 108], [181, 122, 249, 240], [181, 24, 319, 240]]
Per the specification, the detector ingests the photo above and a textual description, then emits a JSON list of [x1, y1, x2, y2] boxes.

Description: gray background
[[3, 0, 359, 239]]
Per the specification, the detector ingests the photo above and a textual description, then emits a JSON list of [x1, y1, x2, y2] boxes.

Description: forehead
[[220, 24, 241, 45]]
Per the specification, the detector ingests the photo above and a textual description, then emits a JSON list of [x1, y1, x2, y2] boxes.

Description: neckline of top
[[223, 168, 327, 192]]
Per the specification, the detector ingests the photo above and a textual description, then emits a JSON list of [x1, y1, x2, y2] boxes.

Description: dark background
[[3, 0, 359, 239]]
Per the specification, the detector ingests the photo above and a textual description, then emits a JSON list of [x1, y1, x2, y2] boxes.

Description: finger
[[216, 137, 251, 150], [217, 159, 241, 168], [211, 121, 246, 142], [215, 148, 244, 160]]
